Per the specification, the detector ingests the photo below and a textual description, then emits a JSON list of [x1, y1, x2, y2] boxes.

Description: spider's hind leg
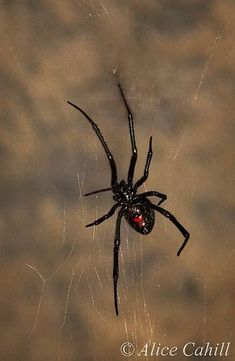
[[113, 208, 124, 316], [150, 203, 190, 256], [139, 191, 167, 206]]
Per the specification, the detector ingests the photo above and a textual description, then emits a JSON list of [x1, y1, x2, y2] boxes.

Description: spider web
[[1, 1, 234, 361], [27, 21, 230, 358]]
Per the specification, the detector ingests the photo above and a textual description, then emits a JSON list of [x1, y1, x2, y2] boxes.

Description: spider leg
[[85, 203, 120, 227], [113, 208, 124, 316], [84, 187, 112, 197], [138, 190, 167, 206], [118, 83, 137, 185], [67, 101, 117, 189], [134, 136, 153, 190], [150, 203, 190, 256]]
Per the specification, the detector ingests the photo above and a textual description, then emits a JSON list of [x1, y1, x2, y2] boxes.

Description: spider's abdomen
[[125, 201, 155, 235]]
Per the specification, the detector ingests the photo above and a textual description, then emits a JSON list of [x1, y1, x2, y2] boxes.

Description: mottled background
[[0, 1, 234, 360]]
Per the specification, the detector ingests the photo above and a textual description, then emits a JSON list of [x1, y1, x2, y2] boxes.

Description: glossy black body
[[125, 199, 155, 235], [113, 180, 155, 234], [67, 81, 190, 316]]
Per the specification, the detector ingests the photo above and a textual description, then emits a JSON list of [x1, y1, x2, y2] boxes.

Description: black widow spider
[[67, 82, 190, 316]]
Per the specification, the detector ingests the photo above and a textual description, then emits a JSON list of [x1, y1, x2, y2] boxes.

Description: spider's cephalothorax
[[114, 181, 155, 234], [67, 81, 190, 316], [113, 180, 134, 203]]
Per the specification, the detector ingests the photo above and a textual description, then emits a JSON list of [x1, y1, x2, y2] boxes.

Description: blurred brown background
[[0, 1, 234, 360]]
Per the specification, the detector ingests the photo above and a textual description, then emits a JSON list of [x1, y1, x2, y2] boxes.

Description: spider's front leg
[[67, 101, 118, 188], [118, 83, 137, 185], [113, 208, 124, 316], [150, 203, 190, 256], [134, 136, 153, 190]]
